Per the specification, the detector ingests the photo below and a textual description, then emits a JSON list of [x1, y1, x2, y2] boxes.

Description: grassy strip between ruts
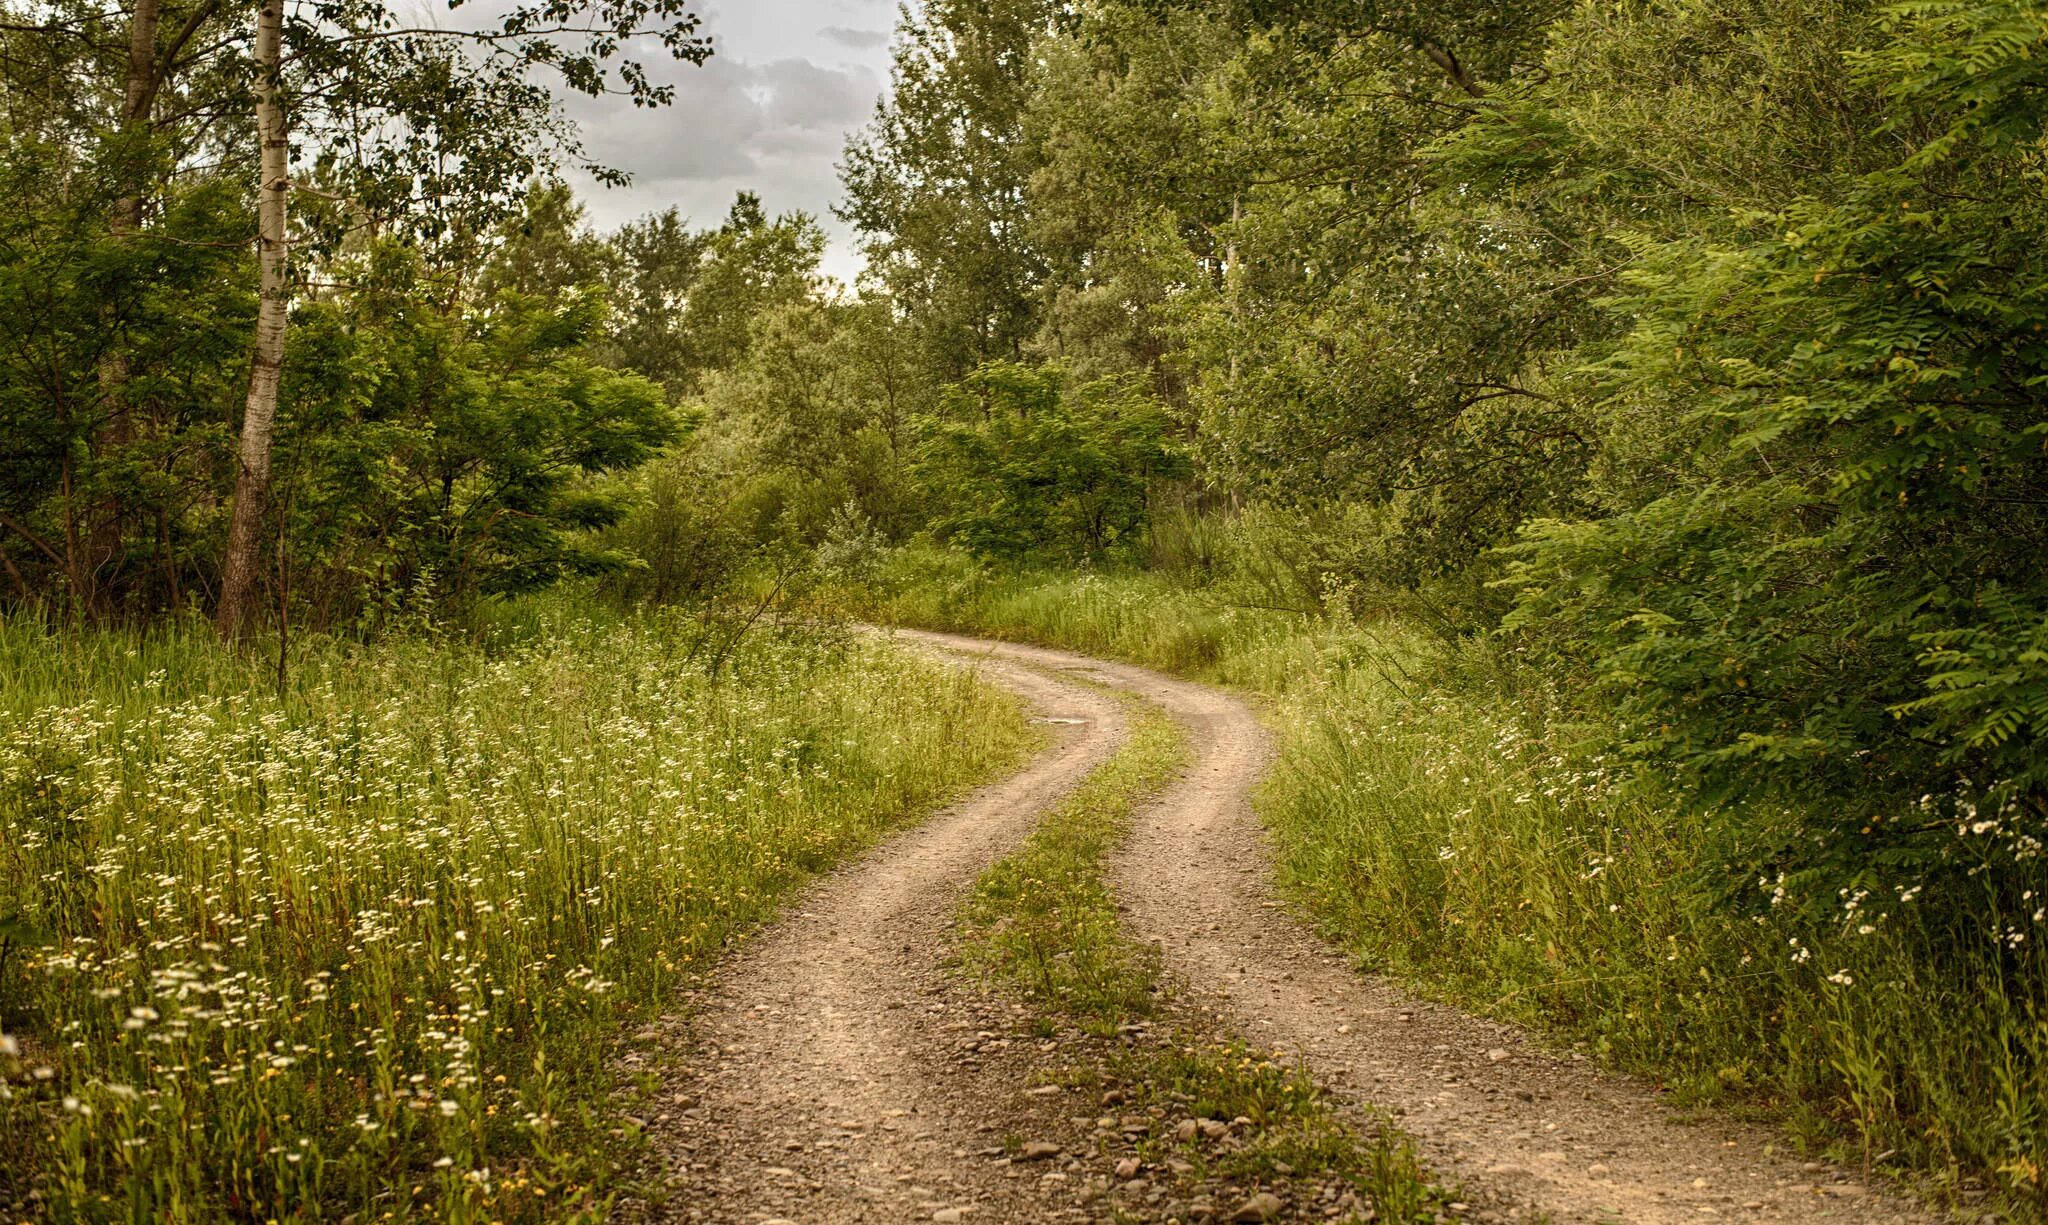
[[0, 607, 1033, 1223], [952, 692, 1450, 1224]]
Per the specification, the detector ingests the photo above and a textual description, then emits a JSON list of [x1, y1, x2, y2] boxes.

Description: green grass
[[951, 694, 1445, 1221], [1121, 1040, 1437, 1220], [856, 546, 2048, 1221], [955, 700, 1186, 1026], [0, 603, 1032, 1222]]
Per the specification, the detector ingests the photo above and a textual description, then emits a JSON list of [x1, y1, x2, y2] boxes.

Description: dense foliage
[[5, 0, 2047, 1211], [812, 0, 2048, 1206], [0, 0, 716, 626], [825, 0, 2048, 907]]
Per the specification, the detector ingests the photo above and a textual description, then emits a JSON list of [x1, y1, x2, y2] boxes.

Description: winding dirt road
[[633, 656, 1130, 1223], [638, 630, 1937, 1225]]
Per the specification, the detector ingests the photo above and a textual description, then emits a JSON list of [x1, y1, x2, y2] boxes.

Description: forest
[[2, 0, 2045, 1221]]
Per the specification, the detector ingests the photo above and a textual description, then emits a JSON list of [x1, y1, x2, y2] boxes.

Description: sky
[[557, 0, 904, 285]]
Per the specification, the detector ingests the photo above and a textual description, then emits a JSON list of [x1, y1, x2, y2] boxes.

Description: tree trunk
[[104, 0, 160, 395], [1225, 193, 1241, 386], [114, 0, 158, 237], [217, 0, 288, 638], [82, 0, 163, 620]]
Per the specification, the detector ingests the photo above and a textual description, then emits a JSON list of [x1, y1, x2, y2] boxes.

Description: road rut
[[636, 655, 1126, 1223], [641, 630, 1934, 1225], [899, 629, 1933, 1225]]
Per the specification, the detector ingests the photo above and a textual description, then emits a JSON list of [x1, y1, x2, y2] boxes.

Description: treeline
[[0, 0, 720, 631], [7, 0, 2046, 960], [809, 0, 2048, 940]]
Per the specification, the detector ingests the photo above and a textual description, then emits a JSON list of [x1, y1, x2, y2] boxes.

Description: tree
[[839, 0, 1057, 379], [215, 0, 287, 634], [0, 118, 252, 617], [212, 0, 713, 636], [280, 244, 674, 618], [603, 206, 708, 396], [915, 361, 1189, 561], [477, 180, 625, 303], [1504, 0, 2048, 844], [668, 193, 824, 388], [698, 295, 920, 541]]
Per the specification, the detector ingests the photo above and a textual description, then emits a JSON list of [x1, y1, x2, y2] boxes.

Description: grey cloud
[[552, 0, 900, 281], [760, 58, 877, 128], [565, 56, 879, 185], [820, 24, 888, 49]]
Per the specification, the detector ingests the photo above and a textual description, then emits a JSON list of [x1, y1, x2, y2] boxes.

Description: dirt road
[[639, 630, 1935, 1225], [633, 655, 1129, 1223], [895, 630, 1932, 1225]]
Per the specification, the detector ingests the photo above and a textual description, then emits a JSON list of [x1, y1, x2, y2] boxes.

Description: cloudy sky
[[558, 0, 904, 285]]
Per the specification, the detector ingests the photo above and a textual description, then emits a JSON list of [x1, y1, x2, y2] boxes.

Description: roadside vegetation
[[953, 696, 1446, 1222], [5, 0, 2045, 1217], [845, 547, 2048, 1218], [0, 604, 1029, 1220]]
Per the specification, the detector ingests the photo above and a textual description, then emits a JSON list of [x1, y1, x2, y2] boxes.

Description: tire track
[[899, 629, 1934, 1225], [635, 655, 1125, 1223]]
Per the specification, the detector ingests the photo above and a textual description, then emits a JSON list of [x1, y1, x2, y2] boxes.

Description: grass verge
[[953, 693, 1448, 1223], [0, 605, 1032, 1223]]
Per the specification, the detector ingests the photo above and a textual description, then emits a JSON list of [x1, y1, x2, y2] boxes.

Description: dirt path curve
[[898, 629, 1936, 1225], [635, 656, 1128, 1224]]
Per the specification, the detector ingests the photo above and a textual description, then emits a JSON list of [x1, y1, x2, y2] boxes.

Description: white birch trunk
[[217, 0, 288, 637]]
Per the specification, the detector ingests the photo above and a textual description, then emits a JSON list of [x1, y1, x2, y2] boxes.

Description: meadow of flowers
[[0, 610, 1029, 1222]]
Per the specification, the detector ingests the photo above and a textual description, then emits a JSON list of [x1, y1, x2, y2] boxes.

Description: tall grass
[[853, 546, 2048, 1219], [0, 605, 1030, 1222]]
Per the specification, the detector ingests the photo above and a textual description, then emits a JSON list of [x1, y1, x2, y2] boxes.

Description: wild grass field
[[850, 550, 2048, 1218], [0, 604, 1030, 1222]]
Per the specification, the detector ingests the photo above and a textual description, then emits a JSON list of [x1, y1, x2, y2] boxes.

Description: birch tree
[[213, 0, 714, 635]]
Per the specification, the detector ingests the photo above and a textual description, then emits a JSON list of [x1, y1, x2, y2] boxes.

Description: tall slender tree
[[213, 0, 714, 635], [214, 0, 285, 633]]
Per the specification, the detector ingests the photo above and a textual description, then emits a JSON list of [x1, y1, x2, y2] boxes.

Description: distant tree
[[670, 193, 825, 387], [603, 207, 710, 397], [916, 362, 1188, 561], [477, 181, 624, 302], [838, 0, 1056, 379]]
